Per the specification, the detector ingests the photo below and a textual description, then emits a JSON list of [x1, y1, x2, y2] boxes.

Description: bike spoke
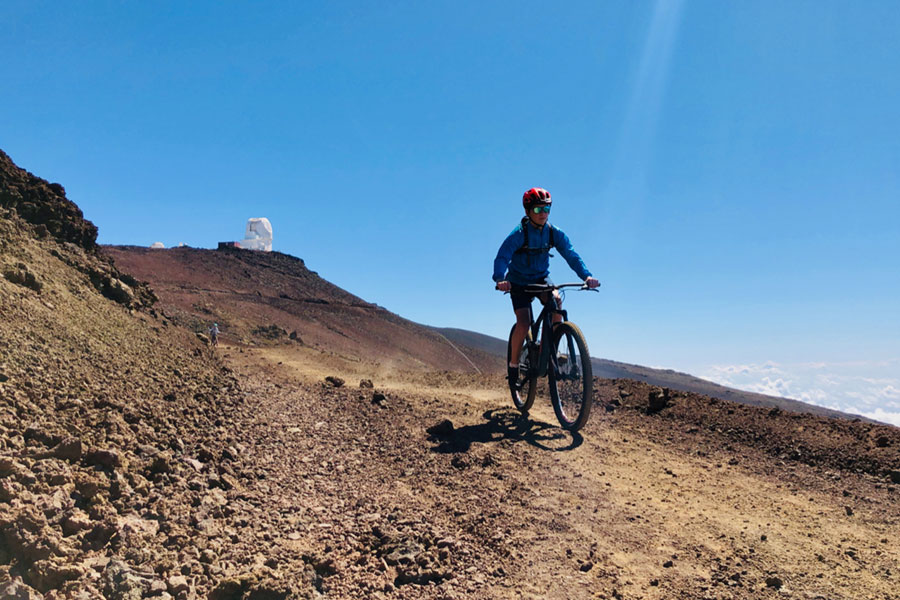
[[555, 339, 583, 419], [549, 323, 593, 431]]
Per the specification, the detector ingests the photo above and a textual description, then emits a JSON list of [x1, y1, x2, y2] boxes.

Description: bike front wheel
[[549, 322, 593, 431], [507, 324, 537, 413]]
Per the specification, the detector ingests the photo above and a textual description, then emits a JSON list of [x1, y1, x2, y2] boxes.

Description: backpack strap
[[514, 217, 529, 254], [515, 218, 555, 254]]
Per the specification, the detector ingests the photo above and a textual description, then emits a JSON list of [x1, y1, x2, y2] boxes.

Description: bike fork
[[565, 333, 579, 377]]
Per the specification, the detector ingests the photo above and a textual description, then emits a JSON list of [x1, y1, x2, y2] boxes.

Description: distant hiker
[[208, 323, 220, 346], [493, 187, 599, 392]]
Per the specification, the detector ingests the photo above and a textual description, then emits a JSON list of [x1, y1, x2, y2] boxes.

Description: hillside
[[2, 149, 899, 600], [103, 246, 500, 374], [0, 150, 252, 597]]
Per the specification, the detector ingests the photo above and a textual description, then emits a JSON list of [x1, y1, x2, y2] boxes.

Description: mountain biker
[[208, 323, 219, 347], [493, 187, 599, 391]]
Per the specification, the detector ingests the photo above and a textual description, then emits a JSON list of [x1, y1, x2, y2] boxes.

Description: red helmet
[[523, 187, 551, 208]]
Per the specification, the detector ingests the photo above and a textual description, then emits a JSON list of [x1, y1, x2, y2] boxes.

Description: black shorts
[[510, 277, 554, 311]]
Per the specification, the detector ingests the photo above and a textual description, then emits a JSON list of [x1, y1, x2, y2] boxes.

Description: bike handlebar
[[496, 282, 600, 294]]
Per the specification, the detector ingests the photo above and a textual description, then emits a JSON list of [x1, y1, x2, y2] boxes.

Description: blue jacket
[[493, 219, 592, 285]]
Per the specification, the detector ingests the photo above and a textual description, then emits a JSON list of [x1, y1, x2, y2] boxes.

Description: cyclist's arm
[[553, 227, 593, 281], [492, 227, 525, 283]]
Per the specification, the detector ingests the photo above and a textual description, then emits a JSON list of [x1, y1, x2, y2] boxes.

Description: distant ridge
[[429, 326, 865, 421], [104, 245, 503, 373]]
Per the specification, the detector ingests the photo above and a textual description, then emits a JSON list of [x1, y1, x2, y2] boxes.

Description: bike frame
[[518, 283, 593, 378], [526, 295, 565, 377]]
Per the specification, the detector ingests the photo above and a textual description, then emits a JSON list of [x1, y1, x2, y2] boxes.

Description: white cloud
[[801, 362, 828, 370], [745, 376, 794, 398], [861, 377, 900, 386], [697, 359, 900, 427], [703, 362, 784, 384], [856, 408, 900, 428], [797, 389, 829, 404], [877, 386, 900, 401]]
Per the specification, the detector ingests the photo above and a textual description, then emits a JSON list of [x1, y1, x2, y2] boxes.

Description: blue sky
[[3, 1, 899, 423]]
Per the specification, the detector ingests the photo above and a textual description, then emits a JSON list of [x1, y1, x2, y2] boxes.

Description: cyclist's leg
[[509, 308, 530, 365], [508, 290, 533, 385], [552, 290, 563, 324], [538, 290, 563, 324]]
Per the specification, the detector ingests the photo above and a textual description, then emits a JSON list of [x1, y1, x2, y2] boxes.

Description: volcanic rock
[[647, 387, 670, 414], [0, 577, 44, 600], [51, 438, 83, 462], [325, 376, 345, 388]]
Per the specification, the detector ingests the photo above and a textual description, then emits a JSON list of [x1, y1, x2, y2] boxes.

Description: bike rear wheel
[[549, 322, 593, 431], [507, 324, 537, 413]]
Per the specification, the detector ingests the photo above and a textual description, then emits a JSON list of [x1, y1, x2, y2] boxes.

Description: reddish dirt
[[103, 245, 502, 375]]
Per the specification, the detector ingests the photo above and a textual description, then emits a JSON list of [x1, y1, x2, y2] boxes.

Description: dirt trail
[[220, 344, 900, 600]]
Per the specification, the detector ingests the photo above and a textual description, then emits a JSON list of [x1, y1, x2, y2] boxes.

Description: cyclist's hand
[[585, 277, 599, 289], [496, 281, 511, 292]]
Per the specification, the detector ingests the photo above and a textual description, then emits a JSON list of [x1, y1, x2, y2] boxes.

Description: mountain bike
[[504, 283, 598, 432]]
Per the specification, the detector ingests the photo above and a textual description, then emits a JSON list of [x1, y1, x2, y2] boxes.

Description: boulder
[[51, 437, 83, 462], [647, 387, 670, 414], [0, 577, 44, 600], [102, 559, 162, 600], [3, 263, 42, 293]]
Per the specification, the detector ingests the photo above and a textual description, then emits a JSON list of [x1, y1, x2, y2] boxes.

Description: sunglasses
[[532, 205, 551, 214]]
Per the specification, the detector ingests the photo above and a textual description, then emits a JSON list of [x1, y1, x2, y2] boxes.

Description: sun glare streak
[[604, 0, 685, 209]]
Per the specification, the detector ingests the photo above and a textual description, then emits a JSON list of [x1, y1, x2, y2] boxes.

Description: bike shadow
[[429, 408, 583, 454]]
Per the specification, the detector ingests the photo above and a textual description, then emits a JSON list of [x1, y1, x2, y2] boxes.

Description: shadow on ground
[[429, 408, 583, 453]]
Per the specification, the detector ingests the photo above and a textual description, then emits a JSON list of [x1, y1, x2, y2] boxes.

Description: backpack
[[514, 217, 555, 255]]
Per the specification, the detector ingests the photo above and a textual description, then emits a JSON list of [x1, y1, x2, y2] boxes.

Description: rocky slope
[[0, 151, 246, 598], [0, 150, 97, 251]]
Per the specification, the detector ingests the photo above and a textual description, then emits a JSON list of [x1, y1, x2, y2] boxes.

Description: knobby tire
[[549, 321, 593, 431], [507, 324, 537, 413]]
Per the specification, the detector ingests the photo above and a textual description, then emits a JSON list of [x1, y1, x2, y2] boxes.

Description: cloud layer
[[699, 360, 900, 427]]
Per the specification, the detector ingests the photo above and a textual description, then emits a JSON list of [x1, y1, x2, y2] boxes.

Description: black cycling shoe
[[507, 366, 520, 391]]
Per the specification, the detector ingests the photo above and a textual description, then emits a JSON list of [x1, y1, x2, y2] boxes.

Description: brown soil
[[143, 342, 900, 600]]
